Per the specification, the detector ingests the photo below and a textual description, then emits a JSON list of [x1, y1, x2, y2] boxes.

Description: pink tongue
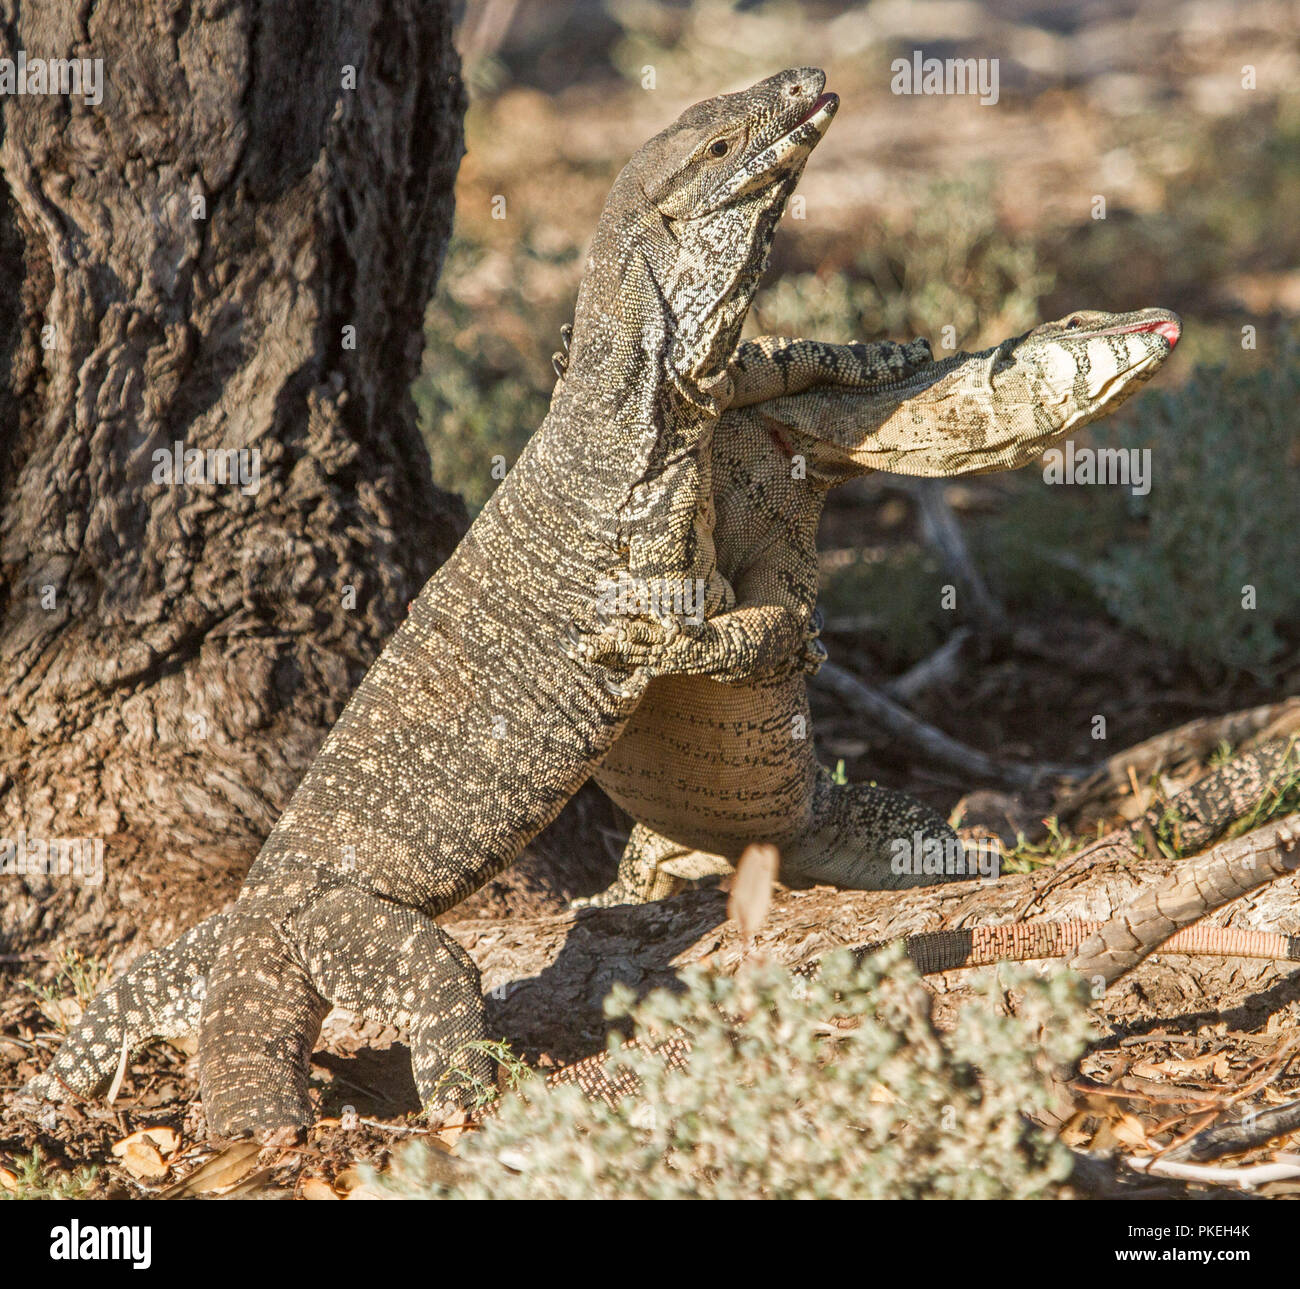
[[796, 92, 837, 126], [1118, 318, 1180, 347]]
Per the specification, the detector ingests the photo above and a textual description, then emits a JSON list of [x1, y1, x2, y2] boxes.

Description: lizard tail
[[896, 920, 1300, 974], [533, 920, 1300, 1108], [780, 773, 965, 890]]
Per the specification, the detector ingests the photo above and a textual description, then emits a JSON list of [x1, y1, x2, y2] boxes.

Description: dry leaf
[[301, 1176, 341, 1200], [1111, 1113, 1151, 1150], [868, 1083, 896, 1105], [1058, 1111, 1094, 1149], [116, 1141, 168, 1181], [0, 1167, 18, 1192], [436, 1105, 470, 1150], [39, 998, 83, 1029], [162, 1140, 261, 1197], [334, 1166, 364, 1194], [218, 1168, 279, 1197], [728, 843, 779, 941], [113, 1126, 180, 1158]]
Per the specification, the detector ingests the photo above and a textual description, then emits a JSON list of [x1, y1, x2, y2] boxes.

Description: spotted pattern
[[592, 312, 1182, 904], [20, 70, 841, 1137]]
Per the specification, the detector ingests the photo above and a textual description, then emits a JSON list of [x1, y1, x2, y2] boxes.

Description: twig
[[815, 661, 1086, 790], [1164, 1098, 1300, 1163], [1143, 1035, 1300, 1160], [1068, 1079, 1227, 1106], [1069, 813, 1300, 988], [1125, 1153, 1300, 1189], [1055, 698, 1300, 817], [884, 629, 971, 703], [906, 478, 1006, 638], [357, 1117, 433, 1136]]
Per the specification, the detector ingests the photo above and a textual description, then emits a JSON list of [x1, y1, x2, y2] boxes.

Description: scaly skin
[[19, 70, 843, 1137], [588, 310, 1186, 904]]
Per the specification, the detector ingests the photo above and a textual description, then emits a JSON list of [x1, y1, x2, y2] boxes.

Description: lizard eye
[[708, 138, 729, 158], [1064, 316, 1083, 329]]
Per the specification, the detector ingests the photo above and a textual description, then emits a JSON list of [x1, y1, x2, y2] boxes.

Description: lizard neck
[[532, 245, 732, 526], [563, 240, 735, 420]]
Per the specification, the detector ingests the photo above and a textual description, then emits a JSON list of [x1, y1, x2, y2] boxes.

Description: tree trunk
[[0, 1, 468, 959]]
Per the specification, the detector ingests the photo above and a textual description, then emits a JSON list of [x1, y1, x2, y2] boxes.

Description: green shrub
[[751, 172, 1053, 351], [820, 547, 949, 670], [1093, 356, 1300, 673], [381, 948, 1093, 1200], [0, 1148, 97, 1201], [971, 476, 1126, 612], [414, 237, 562, 511]]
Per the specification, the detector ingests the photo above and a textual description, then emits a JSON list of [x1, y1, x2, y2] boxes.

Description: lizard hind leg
[[290, 886, 492, 1117], [574, 823, 733, 908], [197, 907, 331, 1137], [782, 772, 967, 891], [19, 912, 228, 1106]]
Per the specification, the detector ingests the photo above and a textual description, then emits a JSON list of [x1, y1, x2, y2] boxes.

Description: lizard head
[[570, 69, 837, 408], [789, 307, 1182, 481]]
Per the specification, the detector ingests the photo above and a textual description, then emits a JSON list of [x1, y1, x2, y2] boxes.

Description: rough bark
[[0, 1, 468, 957], [450, 826, 1300, 1062], [1070, 814, 1300, 986]]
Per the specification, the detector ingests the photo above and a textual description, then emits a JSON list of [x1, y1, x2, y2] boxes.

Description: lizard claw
[[801, 637, 828, 674], [603, 670, 645, 699], [564, 622, 587, 661], [552, 323, 575, 380], [656, 615, 681, 645]]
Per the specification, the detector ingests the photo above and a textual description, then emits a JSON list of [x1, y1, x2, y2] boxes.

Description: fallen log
[[447, 817, 1300, 1060]]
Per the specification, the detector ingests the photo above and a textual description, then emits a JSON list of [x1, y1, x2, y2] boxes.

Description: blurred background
[[425, 0, 1299, 882]]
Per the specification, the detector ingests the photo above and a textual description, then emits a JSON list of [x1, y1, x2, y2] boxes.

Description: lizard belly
[[594, 672, 818, 856]]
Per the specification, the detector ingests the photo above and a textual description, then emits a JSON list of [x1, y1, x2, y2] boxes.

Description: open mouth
[[1095, 317, 1181, 347], [793, 91, 838, 128], [713, 83, 839, 206]]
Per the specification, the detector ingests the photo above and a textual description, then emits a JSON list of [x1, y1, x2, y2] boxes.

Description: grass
[[431, 1038, 534, 1112], [0, 1148, 98, 1201], [24, 950, 106, 1033]]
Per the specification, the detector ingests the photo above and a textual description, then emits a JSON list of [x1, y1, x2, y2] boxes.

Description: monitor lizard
[[20, 302, 1294, 1129], [18, 69, 849, 1137], [583, 309, 1233, 904]]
